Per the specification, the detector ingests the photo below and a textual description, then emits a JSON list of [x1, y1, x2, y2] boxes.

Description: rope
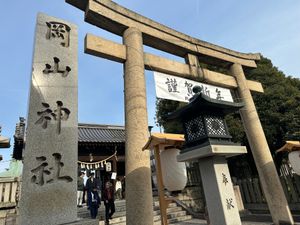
[[77, 151, 117, 165]]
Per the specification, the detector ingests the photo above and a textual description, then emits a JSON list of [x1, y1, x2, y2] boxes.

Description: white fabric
[[160, 148, 187, 191], [115, 181, 122, 191], [77, 190, 83, 206], [83, 174, 88, 186], [111, 172, 117, 180], [91, 192, 97, 202], [154, 71, 233, 103], [289, 151, 300, 175], [106, 162, 112, 171]]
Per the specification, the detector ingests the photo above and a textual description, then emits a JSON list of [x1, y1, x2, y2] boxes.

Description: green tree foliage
[[155, 98, 184, 134], [247, 57, 300, 149], [155, 56, 300, 175]]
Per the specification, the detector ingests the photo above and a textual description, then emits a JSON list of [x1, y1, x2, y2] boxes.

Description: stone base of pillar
[[15, 217, 99, 225], [58, 218, 99, 225]]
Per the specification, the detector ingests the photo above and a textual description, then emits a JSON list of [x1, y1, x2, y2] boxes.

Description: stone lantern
[[276, 141, 300, 175], [166, 86, 247, 225]]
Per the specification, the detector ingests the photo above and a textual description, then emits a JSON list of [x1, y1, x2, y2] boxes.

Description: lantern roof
[[276, 141, 300, 153], [0, 135, 10, 148], [143, 133, 185, 150], [166, 93, 244, 121]]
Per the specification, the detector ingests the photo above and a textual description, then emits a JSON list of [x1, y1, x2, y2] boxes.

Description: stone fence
[[0, 177, 20, 209]]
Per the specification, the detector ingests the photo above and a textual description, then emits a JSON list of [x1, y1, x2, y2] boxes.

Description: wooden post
[[112, 153, 117, 187], [154, 145, 168, 225]]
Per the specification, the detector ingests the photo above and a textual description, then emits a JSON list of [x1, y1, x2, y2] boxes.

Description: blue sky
[[0, 0, 299, 171]]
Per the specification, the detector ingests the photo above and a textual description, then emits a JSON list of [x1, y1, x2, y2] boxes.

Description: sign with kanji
[[154, 71, 233, 102], [19, 13, 78, 225]]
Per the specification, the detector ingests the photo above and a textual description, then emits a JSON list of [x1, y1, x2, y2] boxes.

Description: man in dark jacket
[[86, 172, 101, 219], [103, 181, 115, 225]]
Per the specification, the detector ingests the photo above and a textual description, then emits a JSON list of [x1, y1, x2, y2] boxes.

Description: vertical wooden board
[[294, 175, 300, 200], [192, 168, 196, 184], [285, 176, 298, 203], [0, 183, 3, 203], [187, 170, 191, 185], [253, 178, 263, 203], [153, 146, 168, 225], [11, 182, 18, 203], [246, 179, 257, 203], [280, 177, 291, 202], [237, 180, 246, 203], [3, 183, 11, 203], [241, 179, 251, 203], [196, 167, 201, 184]]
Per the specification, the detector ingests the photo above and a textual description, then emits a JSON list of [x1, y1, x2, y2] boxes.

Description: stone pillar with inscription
[[19, 13, 78, 225]]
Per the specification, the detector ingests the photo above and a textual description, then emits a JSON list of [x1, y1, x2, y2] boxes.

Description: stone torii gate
[[66, 1, 293, 224]]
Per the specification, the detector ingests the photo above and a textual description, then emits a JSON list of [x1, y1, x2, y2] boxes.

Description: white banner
[[154, 71, 233, 103]]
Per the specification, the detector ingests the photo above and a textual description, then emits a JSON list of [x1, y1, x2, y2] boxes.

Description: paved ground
[[171, 219, 271, 224]]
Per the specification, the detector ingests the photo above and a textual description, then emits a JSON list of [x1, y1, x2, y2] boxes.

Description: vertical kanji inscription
[[46, 21, 71, 47]]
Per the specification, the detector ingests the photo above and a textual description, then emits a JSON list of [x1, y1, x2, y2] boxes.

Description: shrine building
[[12, 118, 126, 187]]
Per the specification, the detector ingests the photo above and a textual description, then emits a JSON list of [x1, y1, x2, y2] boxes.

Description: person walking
[[121, 176, 126, 199], [77, 171, 85, 207], [86, 172, 101, 219], [115, 178, 122, 200], [82, 171, 88, 205], [103, 181, 115, 225]]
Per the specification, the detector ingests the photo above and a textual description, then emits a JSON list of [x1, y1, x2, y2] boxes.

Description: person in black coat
[[86, 172, 101, 219], [103, 181, 115, 225]]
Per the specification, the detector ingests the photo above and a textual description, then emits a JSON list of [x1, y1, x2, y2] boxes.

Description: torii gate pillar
[[231, 63, 294, 224], [123, 27, 154, 225]]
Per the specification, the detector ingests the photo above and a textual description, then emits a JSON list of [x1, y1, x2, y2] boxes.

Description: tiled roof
[[78, 123, 125, 143]]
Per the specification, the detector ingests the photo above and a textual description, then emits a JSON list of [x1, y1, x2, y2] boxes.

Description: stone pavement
[[170, 218, 271, 224]]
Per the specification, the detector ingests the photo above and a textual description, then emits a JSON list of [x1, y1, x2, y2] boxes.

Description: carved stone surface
[[19, 13, 78, 225], [46, 21, 71, 47], [178, 145, 245, 225], [199, 156, 242, 225]]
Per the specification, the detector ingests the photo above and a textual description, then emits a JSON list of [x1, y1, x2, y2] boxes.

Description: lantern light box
[[167, 86, 244, 151]]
